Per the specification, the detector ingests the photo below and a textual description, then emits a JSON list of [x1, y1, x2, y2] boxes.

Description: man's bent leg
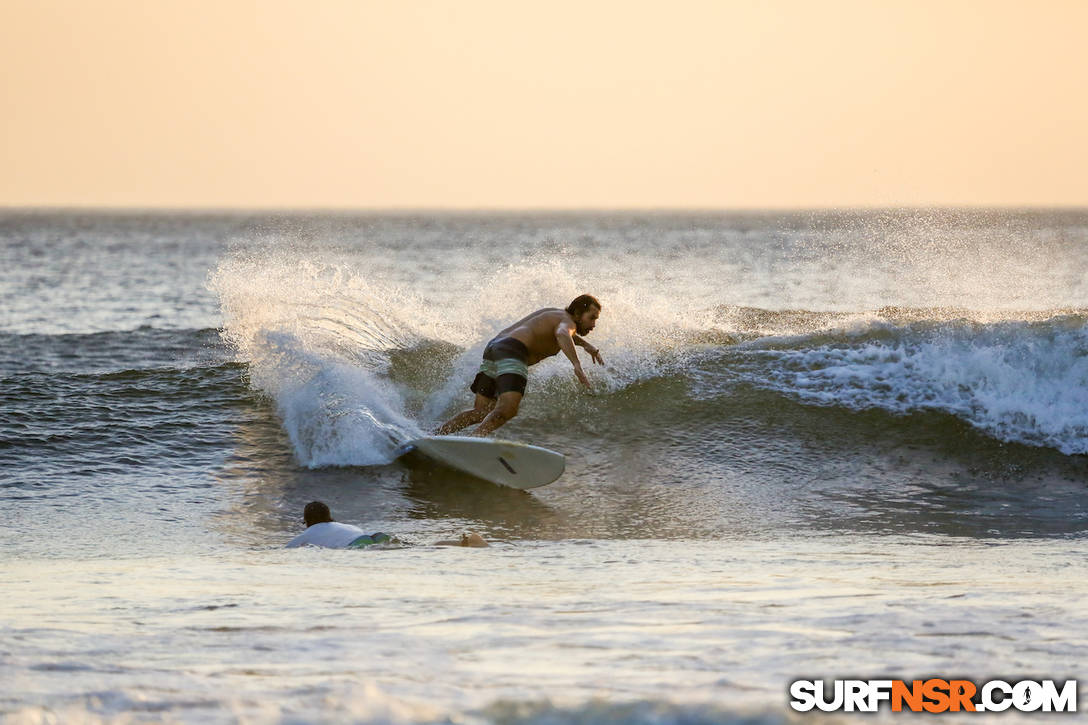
[[436, 394, 495, 435], [472, 391, 521, 437]]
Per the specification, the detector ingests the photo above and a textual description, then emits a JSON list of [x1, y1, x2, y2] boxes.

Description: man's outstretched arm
[[556, 322, 591, 387]]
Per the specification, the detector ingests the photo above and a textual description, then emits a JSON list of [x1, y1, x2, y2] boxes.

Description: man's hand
[[574, 365, 591, 388], [573, 334, 604, 365]]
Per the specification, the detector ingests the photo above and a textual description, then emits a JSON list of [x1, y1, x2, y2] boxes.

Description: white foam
[[211, 242, 716, 451], [208, 248, 427, 466], [740, 318, 1088, 454]]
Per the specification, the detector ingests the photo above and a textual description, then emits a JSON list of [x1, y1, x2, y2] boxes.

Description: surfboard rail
[[397, 435, 565, 489]]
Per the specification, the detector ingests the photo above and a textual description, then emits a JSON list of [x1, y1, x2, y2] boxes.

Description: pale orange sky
[[2, 0, 1086, 209]]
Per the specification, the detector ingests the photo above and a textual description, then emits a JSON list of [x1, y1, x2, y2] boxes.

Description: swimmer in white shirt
[[286, 501, 487, 549]]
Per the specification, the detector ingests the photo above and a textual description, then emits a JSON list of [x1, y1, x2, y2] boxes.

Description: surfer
[[286, 501, 395, 549], [286, 501, 488, 548], [437, 294, 603, 436]]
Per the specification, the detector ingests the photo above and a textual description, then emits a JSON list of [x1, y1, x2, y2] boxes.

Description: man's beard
[[576, 322, 590, 336]]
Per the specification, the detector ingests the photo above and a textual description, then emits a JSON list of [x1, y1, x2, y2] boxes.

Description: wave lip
[[718, 312, 1088, 455], [209, 253, 426, 467]]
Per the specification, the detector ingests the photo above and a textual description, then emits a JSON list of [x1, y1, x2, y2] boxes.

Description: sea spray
[[213, 242, 716, 445], [420, 251, 714, 421], [209, 248, 426, 466]]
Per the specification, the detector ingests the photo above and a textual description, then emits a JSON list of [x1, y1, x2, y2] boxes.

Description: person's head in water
[[433, 532, 490, 547], [565, 294, 601, 336], [303, 501, 334, 527]]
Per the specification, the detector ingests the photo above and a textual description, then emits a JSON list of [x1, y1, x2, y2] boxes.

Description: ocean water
[[1, 209, 1086, 723]]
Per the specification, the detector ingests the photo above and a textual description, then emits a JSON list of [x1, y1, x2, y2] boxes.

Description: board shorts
[[346, 532, 393, 548], [470, 336, 529, 399]]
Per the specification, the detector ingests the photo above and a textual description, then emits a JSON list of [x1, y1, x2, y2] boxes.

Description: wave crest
[[711, 311, 1088, 455]]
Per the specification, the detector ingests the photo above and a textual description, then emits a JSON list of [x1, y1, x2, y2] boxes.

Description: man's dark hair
[[565, 294, 601, 317], [303, 501, 333, 527]]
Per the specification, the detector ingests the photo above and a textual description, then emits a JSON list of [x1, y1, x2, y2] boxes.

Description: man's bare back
[[495, 308, 569, 365]]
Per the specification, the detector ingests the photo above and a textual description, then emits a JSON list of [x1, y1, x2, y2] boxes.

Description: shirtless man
[[437, 294, 603, 436]]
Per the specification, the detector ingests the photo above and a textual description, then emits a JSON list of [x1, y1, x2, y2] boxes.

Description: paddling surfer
[[286, 501, 488, 548], [437, 294, 603, 436]]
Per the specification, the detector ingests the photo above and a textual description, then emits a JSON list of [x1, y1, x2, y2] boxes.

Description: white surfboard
[[397, 435, 565, 489]]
